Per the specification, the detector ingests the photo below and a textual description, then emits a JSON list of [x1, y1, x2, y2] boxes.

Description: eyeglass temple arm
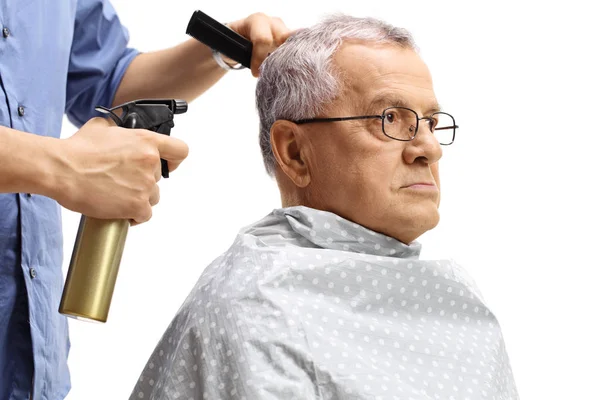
[[294, 115, 381, 124], [434, 125, 459, 130]]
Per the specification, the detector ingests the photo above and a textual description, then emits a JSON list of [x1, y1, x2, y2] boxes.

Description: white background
[[59, 1, 600, 399]]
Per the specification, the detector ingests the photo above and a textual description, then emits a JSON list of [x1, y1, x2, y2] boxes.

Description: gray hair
[[255, 14, 417, 176]]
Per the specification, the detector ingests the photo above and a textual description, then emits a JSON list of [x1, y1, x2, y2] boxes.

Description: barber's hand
[[53, 117, 189, 225], [226, 13, 294, 77]]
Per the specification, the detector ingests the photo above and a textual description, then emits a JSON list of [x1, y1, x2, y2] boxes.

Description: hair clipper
[[186, 9, 253, 68]]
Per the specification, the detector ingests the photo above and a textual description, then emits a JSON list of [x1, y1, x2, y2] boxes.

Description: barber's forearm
[[0, 125, 61, 196], [112, 39, 228, 107]]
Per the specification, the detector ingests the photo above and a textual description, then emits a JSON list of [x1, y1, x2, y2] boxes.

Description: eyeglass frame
[[292, 106, 458, 145]]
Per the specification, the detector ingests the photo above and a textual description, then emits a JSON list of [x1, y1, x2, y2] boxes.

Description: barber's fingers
[[154, 161, 162, 182], [133, 204, 153, 226], [154, 135, 189, 173], [247, 15, 276, 77], [270, 17, 293, 46], [242, 13, 292, 77], [132, 184, 159, 225], [149, 184, 160, 207], [226, 13, 294, 77], [130, 184, 160, 227]]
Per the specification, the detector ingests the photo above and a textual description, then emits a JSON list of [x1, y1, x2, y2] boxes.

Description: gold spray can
[[59, 99, 187, 323], [59, 216, 129, 322]]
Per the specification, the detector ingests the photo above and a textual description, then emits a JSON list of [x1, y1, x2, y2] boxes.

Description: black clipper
[[186, 10, 253, 69]]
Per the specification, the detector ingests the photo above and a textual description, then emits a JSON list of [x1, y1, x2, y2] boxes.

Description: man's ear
[[270, 120, 311, 188]]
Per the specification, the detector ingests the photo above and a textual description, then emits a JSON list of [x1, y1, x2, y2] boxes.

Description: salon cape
[[130, 206, 519, 400]]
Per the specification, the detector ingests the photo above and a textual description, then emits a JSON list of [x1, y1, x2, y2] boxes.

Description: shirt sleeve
[[64, 0, 140, 128]]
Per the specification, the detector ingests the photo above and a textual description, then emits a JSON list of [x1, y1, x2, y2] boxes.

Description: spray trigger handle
[[95, 99, 187, 178]]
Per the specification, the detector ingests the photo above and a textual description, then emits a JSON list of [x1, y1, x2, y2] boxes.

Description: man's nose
[[403, 123, 443, 164]]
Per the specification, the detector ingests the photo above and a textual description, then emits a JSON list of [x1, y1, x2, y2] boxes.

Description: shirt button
[[18, 106, 25, 116], [30, 268, 37, 279], [2, 27, 9, 38]]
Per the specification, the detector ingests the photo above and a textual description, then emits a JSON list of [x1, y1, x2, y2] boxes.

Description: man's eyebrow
[[367, 94, 442, 115]]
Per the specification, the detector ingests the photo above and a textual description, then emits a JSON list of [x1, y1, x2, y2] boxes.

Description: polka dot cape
[[130, 206, 519, 400]]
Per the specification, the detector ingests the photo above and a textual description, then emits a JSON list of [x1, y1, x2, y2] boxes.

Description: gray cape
[[130, 206, 519, 400]]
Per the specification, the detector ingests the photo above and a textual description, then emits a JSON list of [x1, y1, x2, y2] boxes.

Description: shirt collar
[[275, 206, 422, 259]]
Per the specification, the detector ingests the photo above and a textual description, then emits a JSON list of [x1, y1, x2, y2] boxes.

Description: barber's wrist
[[38, 136, 70, 201], [9, 132, 67, 199]]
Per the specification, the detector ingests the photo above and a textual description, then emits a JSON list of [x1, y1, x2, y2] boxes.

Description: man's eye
[[385, 112, 398, 123]]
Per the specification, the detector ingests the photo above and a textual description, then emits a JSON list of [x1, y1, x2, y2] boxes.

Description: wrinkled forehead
[[332, 41, 439, 114]]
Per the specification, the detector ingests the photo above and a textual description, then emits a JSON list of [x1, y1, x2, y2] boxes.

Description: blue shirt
[[0, 1, 139, 399]]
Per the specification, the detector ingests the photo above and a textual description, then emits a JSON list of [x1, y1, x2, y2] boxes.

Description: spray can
[[59, 99, 187, 323]]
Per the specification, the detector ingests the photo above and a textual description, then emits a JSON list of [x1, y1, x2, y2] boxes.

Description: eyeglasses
[[293, 107, 458, 145]]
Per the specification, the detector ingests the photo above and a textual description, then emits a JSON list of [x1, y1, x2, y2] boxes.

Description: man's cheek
[[431, 163, 440, 185]]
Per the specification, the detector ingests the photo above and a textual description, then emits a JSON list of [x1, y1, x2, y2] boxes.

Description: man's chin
[[385, 207, 440, 243], [415, 205, 441, 231]]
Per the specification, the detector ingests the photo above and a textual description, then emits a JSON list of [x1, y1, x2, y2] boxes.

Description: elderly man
[[130, 14, 519, 400]]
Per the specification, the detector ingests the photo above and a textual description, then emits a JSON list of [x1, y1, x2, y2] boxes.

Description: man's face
[[299, 42, 443, 243]]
